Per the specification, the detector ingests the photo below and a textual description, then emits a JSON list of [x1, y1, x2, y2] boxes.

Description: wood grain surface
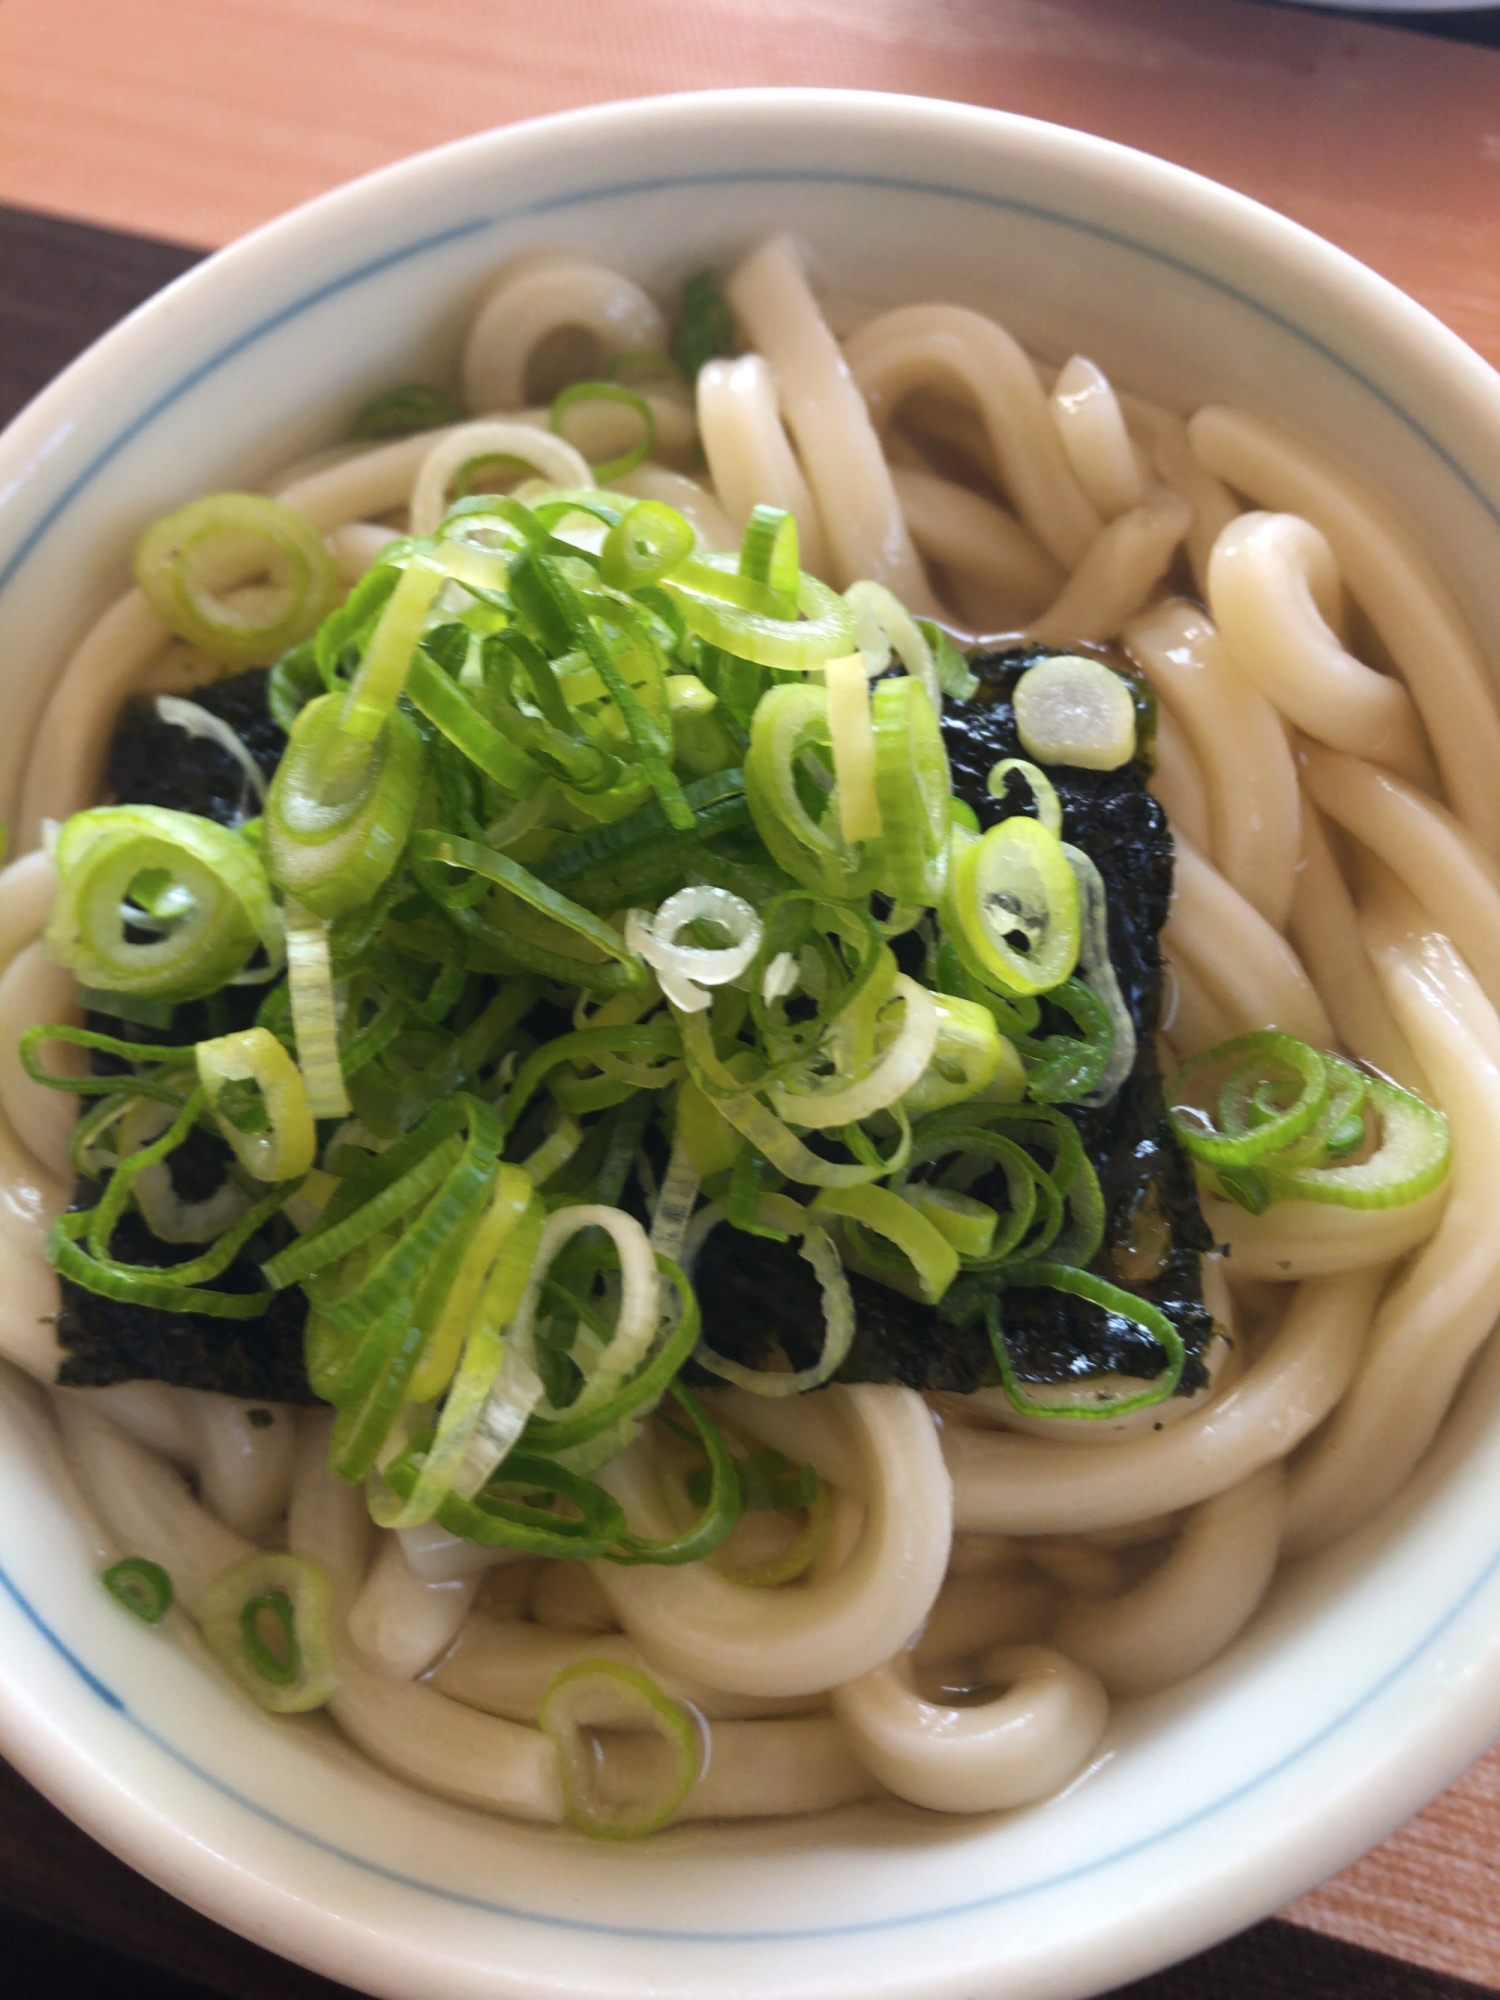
[[4, 0, 1500, 1990], [3, 0, 1500, 369]]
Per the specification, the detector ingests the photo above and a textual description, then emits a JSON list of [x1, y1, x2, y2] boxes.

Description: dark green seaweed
[[694, 645, 1217, 1399], [106, 667, 287, 827]]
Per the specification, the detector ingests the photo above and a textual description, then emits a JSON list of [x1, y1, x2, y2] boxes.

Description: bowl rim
[[4, 83, 1500, 2000]]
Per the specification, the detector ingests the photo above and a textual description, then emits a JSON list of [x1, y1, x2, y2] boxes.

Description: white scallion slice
[[284, 898, 350, 1118], [1063, 843, 1135, 1107], [1013, 654, 1137, 770], [155, 697, 269, 816]]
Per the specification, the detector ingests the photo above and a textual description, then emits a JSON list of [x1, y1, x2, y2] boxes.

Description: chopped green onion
[[1167, 1032, 1330, 1168], [811, 1181, 959, 1304], [826, 653, 882, 845], [663, 567, 856, 673], [948, 817, 1081, 997], [265, 694, 426, 920], [102, 1557, 173, 1624], [988, 758, 1062, 837], [987, 1263, 1186, 1418], [903, 1185, 998, 1260], [46, 805, 279, 1001], [744, 683, 883, 898], [551, 381, 656, 483], [1012, 654, 1137, 771], [200, 1553, 337, 1712], [693, 1195, 857, 1394], [872, 672, 951, 903], [599, 500, 695, 592], [340, 557, 446, 742], [739, 504, 800, 600], [540, 1658, 699, 1839], [135, 493, 337, 667], [197, 1026, 316, 1181], [352, 383, 461, 439], [674, 270, 736, 380], [284, 899, 350, 1119]]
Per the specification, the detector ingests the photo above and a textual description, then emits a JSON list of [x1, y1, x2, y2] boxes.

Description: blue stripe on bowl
[[2, 163, 1499, 603], [5, 1529, 1500, 1943], [3, 160, 1498, 1947]]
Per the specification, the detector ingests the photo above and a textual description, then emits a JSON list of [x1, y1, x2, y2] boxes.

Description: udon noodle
[[5, 231, 1499, 1834]]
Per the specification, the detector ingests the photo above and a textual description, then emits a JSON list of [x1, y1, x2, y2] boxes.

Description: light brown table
[[4, 0, 1500, 1990]]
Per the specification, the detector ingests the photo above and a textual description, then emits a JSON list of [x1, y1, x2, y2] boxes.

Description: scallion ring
[[551, 381, 657, 483], [134, 493, 337, 667], [200, 1553, 337, 1712], [540, 1659, 699, 1839]]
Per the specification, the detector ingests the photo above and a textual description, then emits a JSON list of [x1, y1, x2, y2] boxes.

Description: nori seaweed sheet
[[694, 645, 1216, 1397], [55, 1199, 314, 1403], [55, 667, 315, 1400], [106, 667, 286, 825]]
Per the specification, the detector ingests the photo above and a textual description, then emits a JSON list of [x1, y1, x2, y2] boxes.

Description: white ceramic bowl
[[4, 87, 1500, 2000]]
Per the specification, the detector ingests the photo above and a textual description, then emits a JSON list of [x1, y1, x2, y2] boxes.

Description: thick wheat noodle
[[1028, 490, 1192, 645], [331, 1645, 566, 1823], [0, 942, 82, 1181], [1125, 599, 1302, 933], [890, 387, 1000, 489], [329, 521, 400, 583], [275, 431, 448, 531], [0, 1211, 62, 1378], [594, 1386, 951, 1698], [18, 590, 171, 845], [1048, 356, 1146, 521], [890, 465, 1063, 621], [677, 1717, 878, 1818], [0, 853, 59, 973], [696, 354, 830, 577], [347, 1531, 480, 1680], [528, 1560, 615, 1632], [1189, 405, 1500, 856], [1284, 925, 1500, 1554], [1164, 838, 1332, 1047], [943, 1270, 1379, 1536], [1200, 1181, 1448, 1282], [1289, 801, 1428, 1092], [461, 250, 667, 414], [832, 1643, 1108, 1812], [1301, 744, 1500, 1016], [77, 1380, 195, 1462], [1117, 393, 1240, 598], [434, 1616, 818, 1723], [842, 304, 1102, 570], [288, 1409, 372, 1610], [177, 1389, 295, 1541], [1208, 512, 1432, 786], [909, 1572, 1059, 1669], [726, 238, 934, 607], [55, 1394, 252, 1613], [1053, 1465, 1284, 1696], [1149, 704, 1212, 856], [1162, 953, 1235, 1060]]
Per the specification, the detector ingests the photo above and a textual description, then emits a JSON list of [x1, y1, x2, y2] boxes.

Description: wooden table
[[4, 1, 1500, 1994]]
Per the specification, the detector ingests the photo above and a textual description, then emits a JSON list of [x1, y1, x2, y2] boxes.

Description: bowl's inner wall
[[3, 94, 1500, 2000]]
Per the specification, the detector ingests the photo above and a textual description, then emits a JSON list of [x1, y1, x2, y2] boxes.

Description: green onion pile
[[33, 466, 1450, 1755]]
